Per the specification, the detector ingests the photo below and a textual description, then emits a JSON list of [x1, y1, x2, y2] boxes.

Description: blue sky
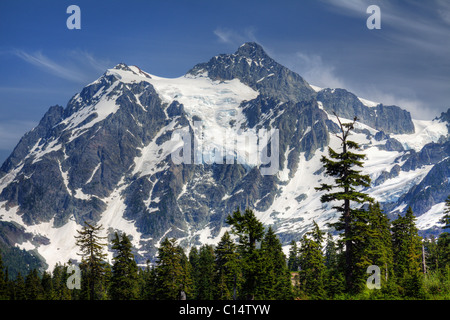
[[0, 0, 449, 163]]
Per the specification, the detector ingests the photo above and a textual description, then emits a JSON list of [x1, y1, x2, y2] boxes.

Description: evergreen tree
[[178, 245, 194, 300], [154, 238, 191, 300], [24, 269, 43, 300], [367, 203, 394, 287], [315, 114, 373, 292], [287, 240, 300, 272], [188, 246, 200, 298], [324, 233, 345, 298], [41, 271, 54, 300], [226, 207, 265, 300], [195, 245, 216, 300], [347, 202, 394, 292], [51, 263, 72, 300], [391, 207, 423, 297], [141, 260, 157, 300], [259, 227, 293, 299], [0, 252, 8, 300], [109, 232, 139, 300], [298, 221, 326, 299], [214, 231, 241, 300], [13, 272, 26, 300], [75, 222, 108, 300], [424, 236, 439, 272], [437, 195, 450, 269], [324, 233, 339, 270], [5, 269, 15, 300]]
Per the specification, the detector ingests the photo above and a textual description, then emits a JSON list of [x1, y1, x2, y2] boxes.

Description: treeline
[[0, 208, 292, 300], [1, 200, 450, 300], [288, 201, 450, 299]]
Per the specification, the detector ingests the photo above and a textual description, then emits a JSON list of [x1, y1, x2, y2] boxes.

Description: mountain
[[0, 42, 449, 273]]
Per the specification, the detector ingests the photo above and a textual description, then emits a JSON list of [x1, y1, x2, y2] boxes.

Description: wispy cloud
[[279, 51, 347, 90], [12, 49, 111, 84], [314, 0, 450, 119], [13, 50, 86, 82], [321, 0, 450, 54], [213, 27, 258, 46], [437, 0, 450, 24]]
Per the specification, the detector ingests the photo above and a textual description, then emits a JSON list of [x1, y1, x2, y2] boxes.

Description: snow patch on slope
[[416, 202, 446, 230], [392, 119, 448, 151]]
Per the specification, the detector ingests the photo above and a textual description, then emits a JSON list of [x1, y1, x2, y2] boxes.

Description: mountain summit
[[188, 42, 315, 102], [0, 43, 448, 274]]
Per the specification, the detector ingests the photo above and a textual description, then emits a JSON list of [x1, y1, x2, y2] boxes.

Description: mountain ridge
[[0, 42, 448, 274]]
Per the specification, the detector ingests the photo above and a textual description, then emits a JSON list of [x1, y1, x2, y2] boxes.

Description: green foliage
[[194, 245, 216, 300], [75, 222, 108, 300], [109, 232, 139, 300], [214, 231, 241, 300], [392, 208, 422, 279], [154, 237, 192, 300], [315, 114, 374, 292], [3, 195, 450, 301], [259, 227, 293, 300], [287, 240, 299, 272], [226, 207, 265, 299], [298, 221, 326, 299]]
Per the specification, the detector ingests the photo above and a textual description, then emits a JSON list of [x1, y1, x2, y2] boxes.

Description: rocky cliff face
[[0, 43, 448, 272]]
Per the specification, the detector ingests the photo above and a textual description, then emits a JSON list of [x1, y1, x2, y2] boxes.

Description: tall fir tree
[[51, 263, 72, 300], [109, 232, 139, 300], [195, 245, 216, 300], [287, 240, 300, 272], [226, 207, 265, 300], [324, 233, 345, 297], [154, 238, 192, 300], [437, 195, 450, 269], [188, 246, 200, 298], [0, 252, 8, 300], [315, 114, 373, 292], [24, 269, 43, 300], [178, 245, 194, 300], [13, 272, 26, 300], [424, 236, 439, 272], [298, 221, 327, 299], [367, 202, 394, 287], [259, 226, 293, 300], [391, 207, 423, 297], [141, 261, 158, 300], [214, 231, 241, 300], [41, 271, 54, 300], [75, 222, 108, 300]]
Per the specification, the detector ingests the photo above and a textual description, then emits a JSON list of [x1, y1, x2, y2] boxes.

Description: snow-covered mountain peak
[[103, 63, 152, 84], [1, 43, 449, 274], [235, 42, 271, 62]]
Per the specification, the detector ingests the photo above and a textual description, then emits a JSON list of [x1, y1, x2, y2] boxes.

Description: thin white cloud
[[277, 51, 347, 90], [436, 0, 450, 24], [12, 49, 111, 84], [316, 0, 450, 119], [213, 27, 258, 46], [322, 0, 450, 49], [13, 50, 87, 83]]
